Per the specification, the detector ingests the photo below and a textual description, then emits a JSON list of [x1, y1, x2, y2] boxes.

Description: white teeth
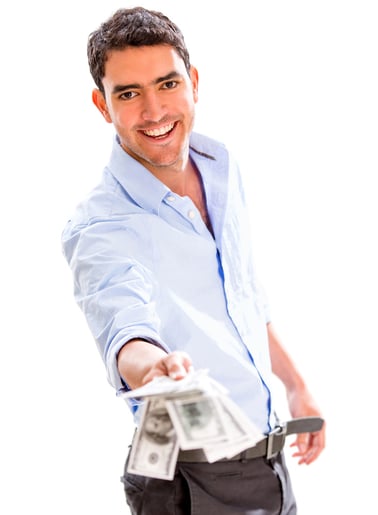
[[143, 123, 174, 137]]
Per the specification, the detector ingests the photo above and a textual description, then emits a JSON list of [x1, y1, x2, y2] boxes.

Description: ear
[[92, 89, 112, 123], [190, 66, 199, 103]]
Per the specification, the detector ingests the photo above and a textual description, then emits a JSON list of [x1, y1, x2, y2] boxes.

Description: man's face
[[93, 44, 198, 174]]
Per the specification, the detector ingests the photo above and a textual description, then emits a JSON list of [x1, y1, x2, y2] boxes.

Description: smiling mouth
[[142, 122, 175, 138]]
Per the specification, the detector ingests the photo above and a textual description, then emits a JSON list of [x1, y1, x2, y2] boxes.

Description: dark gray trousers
[[121, 451, 297, 514]]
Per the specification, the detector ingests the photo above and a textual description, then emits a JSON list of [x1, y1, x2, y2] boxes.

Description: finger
[[141, 351, 193, 384], [142, 367, 166, 384], [304, 432, 324, 464], [290, 432, 323, 465], [165, 351, 193, 380], [290, 433, 310, 455]]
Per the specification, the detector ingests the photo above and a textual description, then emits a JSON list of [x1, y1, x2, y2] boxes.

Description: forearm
[[267, 322, 326, 463], [267, 322, 322, 419], [267, 323, 305, 394]]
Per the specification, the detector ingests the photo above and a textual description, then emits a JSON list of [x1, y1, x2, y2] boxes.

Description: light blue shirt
[[62, 132, 276, 433]]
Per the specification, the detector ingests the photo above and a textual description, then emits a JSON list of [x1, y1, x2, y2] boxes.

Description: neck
[[144, 158, 192, 195]]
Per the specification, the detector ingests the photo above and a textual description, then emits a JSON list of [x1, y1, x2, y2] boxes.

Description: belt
[[178, 416, 324, 463]]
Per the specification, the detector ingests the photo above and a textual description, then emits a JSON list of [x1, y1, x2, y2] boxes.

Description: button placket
[[164, 192, 205, 235]]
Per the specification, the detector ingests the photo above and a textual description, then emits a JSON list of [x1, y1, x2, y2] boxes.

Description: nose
[[141, 91, 166, 122]]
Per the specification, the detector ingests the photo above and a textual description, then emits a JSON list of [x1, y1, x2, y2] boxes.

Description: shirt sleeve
[[61, 217, 169, 391]]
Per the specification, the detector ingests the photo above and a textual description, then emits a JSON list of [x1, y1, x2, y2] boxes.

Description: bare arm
[[117, 339, 193, 390], [267, 322, 326, 464]]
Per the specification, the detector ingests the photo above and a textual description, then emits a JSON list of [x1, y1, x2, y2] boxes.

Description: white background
[[1, 0, 377, 513]]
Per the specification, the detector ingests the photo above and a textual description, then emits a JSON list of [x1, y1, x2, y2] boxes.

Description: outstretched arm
[[267, 323, 326, 464]]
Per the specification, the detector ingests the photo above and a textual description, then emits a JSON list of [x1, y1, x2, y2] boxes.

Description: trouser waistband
[[177, 416, 324, 463]]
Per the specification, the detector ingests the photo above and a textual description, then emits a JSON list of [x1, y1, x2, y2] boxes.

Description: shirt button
[[167, 195, 175, 202], [188, 210, 196, 219]]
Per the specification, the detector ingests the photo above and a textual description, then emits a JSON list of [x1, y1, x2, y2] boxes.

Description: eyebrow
[[112, 70, 182, 95]]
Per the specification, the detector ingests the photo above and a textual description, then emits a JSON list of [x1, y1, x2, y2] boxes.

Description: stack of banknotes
[[118, 369, 264, 480]]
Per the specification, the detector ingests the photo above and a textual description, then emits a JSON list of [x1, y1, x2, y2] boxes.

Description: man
[[61, 6, 325, 514]]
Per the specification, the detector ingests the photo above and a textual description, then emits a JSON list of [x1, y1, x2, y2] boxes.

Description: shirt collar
[[107, 135, 168, 215], [107, 133, 219, 215]]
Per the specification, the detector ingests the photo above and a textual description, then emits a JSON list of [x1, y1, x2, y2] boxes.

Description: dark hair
[[87, 6, 191, 94]]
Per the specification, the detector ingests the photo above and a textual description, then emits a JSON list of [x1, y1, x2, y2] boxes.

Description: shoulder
[[61, 167, 144, 257]]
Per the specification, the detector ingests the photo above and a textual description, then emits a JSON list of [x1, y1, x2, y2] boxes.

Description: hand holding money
[[118, 370, 264, 480]]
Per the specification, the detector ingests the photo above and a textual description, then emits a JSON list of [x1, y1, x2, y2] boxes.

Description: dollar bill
[[127, 396, 179, 480], [165, 393, 228, 450], [124, 369, 264, 479], [118, 368, 222, 401], [202, 393, 264, 462]]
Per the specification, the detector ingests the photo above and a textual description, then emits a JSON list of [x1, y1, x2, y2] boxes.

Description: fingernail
[[170, 371, 183, 380]]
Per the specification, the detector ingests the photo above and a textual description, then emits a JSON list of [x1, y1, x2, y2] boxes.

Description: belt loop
[[239, 449, 248, 464]]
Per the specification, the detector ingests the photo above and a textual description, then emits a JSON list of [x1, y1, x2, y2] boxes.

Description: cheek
[[178, 92, 197, 114], [111, 108, 133, 128]]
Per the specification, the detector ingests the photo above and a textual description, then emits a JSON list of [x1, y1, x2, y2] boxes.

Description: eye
[[162, 80, 178, 90], [120, 90, 138, 100]]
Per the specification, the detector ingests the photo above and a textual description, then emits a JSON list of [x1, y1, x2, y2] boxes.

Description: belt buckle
[[266, 424, 287, 459]]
